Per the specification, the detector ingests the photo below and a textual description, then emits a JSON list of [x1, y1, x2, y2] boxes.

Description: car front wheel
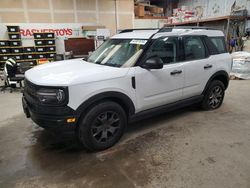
[[77, 101, 127, 151]]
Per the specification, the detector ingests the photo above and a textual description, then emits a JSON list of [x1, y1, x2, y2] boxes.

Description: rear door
[[182, 36, 216, 98]]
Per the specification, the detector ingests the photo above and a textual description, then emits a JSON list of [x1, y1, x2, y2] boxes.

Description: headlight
[[36, 88, 67, 105]]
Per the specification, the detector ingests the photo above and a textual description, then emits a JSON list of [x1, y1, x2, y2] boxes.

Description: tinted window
[[146, 37, 179, 64], [184, 36, 206, 61], [210, 37, 227, 53]]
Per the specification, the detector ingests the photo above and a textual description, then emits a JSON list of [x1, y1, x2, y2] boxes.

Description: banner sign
[[20, 28, 73, 37]]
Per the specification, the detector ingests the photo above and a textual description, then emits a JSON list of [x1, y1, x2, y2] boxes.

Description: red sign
[[20, 28, 73, 37]]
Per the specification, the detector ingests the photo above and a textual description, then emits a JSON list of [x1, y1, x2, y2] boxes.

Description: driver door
[[135, 36, 184, 112]]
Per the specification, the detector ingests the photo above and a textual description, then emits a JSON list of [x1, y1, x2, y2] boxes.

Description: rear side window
[[184, 36, 206, 61], [210, 37, 227, 54]]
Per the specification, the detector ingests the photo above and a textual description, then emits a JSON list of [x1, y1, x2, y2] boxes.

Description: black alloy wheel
[[91, 111, 121, 143], [77, 101, 127, 151]]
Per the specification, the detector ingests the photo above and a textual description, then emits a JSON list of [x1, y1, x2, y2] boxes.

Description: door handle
[[204, 64, 213, 69], [170, 70, 182, 75]]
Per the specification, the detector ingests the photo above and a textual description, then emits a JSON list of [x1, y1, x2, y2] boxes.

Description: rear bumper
[[22, 96, 77, 132]]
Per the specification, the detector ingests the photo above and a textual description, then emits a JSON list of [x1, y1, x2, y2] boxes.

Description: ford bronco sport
[[22, 27, 232, 151]]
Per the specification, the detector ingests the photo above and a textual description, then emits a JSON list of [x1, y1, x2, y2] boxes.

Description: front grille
[[24, 79, 39, 103]]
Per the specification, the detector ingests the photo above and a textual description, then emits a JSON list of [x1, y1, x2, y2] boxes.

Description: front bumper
[[22, 96, 77, 132]]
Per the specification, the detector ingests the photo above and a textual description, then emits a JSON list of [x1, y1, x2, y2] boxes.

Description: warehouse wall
[[178, 0, 250, 18], [0, 0, 134, 35]]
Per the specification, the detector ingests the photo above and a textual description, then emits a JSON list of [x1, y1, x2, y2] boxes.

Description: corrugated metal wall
[[178, 0, 250, 18]]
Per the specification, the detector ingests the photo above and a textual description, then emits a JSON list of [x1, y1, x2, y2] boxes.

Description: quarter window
[[184, 36, 206, 61], [210, 37, 227, 54]]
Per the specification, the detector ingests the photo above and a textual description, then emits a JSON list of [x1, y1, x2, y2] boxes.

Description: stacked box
[[7, 25, 20, 33], [33, 33, 44, 39], [12, 54, 23, 61], [9, 40, 22, 46], [33, 32, 56, 61], [171, 6, 196, 24], [11, 48, 23, 54], [46, 40, 55, 45], [0, 40, 10, 63], [47, 53, 56, 59], [0, 55, 10, 62], [35, 47, 46, 53], [23, 46, 35, 53], [0, 40, 9, 47], [7, 27, 22, 64], [34, 40, 45, 46], [1, 25, 36, 72], [0, 48, 10, 54], [37, 54, 47, 59], [23, 54, 36, 60], [44, 33, 55, 38], [47, 46, 56, 52], [8, 33, 21, 40], [7, 26, 22, 49]]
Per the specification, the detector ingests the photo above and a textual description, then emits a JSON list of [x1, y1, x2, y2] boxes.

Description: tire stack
[[34, 32, 56, 62]]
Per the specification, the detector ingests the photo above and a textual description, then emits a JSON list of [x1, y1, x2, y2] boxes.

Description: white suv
[[22, 27, 232, 151]]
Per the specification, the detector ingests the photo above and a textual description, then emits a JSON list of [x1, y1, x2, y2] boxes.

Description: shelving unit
[[7, 26, 23, 63], [0, 26, 36, 72], [0, 40, 10, 71], [134, 2, 165, 19], [33, 32, 56, 62], [0, 26, 57, 73]]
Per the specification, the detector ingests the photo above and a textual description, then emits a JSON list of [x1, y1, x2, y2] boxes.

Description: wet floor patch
[[0, 112, 185, 188]]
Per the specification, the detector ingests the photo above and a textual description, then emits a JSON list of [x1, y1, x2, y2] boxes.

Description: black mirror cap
[[141, 56, 163, 69]]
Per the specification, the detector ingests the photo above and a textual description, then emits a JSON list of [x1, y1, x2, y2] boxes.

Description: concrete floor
[[0, 80, 250, 188]]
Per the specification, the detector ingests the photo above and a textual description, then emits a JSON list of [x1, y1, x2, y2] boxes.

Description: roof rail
[[157, 26, 217, 33], [119, 28, 158, 33], [173, 26, 217, 30], [158, 27, 173, 32]]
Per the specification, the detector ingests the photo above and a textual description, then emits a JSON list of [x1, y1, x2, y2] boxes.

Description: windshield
[[87, 39, 147, 67]]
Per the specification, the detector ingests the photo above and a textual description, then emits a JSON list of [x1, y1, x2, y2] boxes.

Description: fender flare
[[202, 70, 229, 94], [75, 91, 136, 118]]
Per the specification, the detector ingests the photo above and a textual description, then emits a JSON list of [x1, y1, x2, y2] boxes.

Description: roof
[[111, 27, 225, 40]]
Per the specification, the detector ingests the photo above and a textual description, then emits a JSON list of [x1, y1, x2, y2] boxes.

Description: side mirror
[[141, 56, 163, 69]]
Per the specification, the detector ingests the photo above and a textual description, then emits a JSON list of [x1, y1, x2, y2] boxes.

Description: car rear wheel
[[77, 101, 127, 151], [201, 80, 225, 110]]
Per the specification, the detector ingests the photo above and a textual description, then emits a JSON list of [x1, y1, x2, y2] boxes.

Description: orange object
[[38, 58, 49, 64]]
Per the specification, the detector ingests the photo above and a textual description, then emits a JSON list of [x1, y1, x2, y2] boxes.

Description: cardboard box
[[134, 5, 145, 17], [149, 7, 164, 14]]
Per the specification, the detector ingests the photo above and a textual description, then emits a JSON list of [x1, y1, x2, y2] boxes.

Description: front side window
[[184, 36, 206, 61], [145, 37, 179, 64], [87, 39, 146, 67]]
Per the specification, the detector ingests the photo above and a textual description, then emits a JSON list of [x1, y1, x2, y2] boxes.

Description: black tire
[[201, 80, 225, 110], [76, 101, 127, 151]]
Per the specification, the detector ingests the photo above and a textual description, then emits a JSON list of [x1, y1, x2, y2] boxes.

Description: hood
[[25, 59, 129, 86]]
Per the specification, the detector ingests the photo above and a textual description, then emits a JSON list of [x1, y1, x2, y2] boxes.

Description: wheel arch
[[75, 91, 136, 121], [203, 71, 229, 94]]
